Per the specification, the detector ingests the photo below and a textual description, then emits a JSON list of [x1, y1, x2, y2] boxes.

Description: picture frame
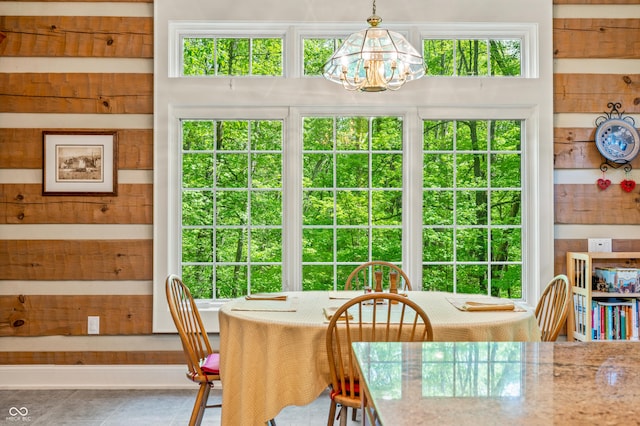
[[42, 131, 118, 196]]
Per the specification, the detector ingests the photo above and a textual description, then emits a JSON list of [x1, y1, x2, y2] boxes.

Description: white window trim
[[154, 1, 553, 333]]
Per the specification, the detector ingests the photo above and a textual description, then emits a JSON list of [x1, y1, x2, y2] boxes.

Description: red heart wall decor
[[621, 179, 636, 192], [597, 178, 611, 190]]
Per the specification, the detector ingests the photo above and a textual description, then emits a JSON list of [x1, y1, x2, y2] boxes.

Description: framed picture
[[43, 131, 118, 196]]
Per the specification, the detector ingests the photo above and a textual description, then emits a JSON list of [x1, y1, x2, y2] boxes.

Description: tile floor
[[0, 388, 360, 425]]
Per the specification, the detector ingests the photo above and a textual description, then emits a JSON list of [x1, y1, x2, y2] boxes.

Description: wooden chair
[[535, 274, 571, 341], [344, 261, 412, 291], [165, 274, 222, 426], [325, 292, 433, 426]]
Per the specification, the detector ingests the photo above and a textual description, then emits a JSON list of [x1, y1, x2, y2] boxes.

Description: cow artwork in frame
[[42, 131, 118, 196]]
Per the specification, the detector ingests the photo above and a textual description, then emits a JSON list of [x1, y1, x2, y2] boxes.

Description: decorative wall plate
[[594, 103, 640, 166]]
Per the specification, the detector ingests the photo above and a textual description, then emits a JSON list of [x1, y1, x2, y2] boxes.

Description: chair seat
[[329, 379, 360, 400], [201, 353, 220, 374]]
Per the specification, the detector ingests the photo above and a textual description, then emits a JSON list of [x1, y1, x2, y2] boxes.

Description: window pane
[[423, 191, 454, 225], [252, 154, 282, 188], [456, 228, 488, 262], [251, 192, 282, 225], [250, 229, 282, 262], [372, 191, 402, 225], [492, 228, 522, 262], [183, 38, 216, 76], [252, 38, 283, 76], [182, 265, 213, 299], [183, 120, 214, 150], [183, 153, 213, 188], [303, 117, 334, 150], [336, 190, 368, 225], [424, 40, 454, 76], [303, 38, 341, 76], [182, 190, 214, 226], [456, 154, 488, 188], [490, 40, 521, 76], [216, 228, 247, 262], [302, 190, 334, 225], [457, 40, 489, 76], [303, 154, 333, 188], [217, 154, 248, 187], [302, 229, 334, 262], [336, 154, 368, 187], [423, 228, 454, 262], [456, 264, 489, 294], [216, 265, 247, 298], [216, 191, 247, 225], [182, 228, 213, 262], [371, 228, 402, 260], [217, 38, 250, 75], [302, 265, 333, 291], [336, 228, 369, 262], [423, 264, 454, 292], [491, 190, 521, 225]]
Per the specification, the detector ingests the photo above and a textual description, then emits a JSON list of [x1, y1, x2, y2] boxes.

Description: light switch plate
[[588, 238, 612, 252]]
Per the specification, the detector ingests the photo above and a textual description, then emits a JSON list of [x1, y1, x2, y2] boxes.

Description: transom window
[[424, 39, 522, 76], [182, 37, 283, 76]]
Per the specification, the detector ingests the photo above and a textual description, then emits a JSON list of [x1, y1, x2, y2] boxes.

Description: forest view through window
[[173, 24, 534, 301], [180, 117, 523, 299]]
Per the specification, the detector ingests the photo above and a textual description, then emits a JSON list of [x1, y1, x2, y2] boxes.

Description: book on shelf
[[591, 298, 637, 341]]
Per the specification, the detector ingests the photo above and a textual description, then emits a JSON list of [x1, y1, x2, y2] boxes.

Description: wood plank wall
[[0, 0, 638, 366], [552, 0, 640, 274], [0, 0, 183, 365]]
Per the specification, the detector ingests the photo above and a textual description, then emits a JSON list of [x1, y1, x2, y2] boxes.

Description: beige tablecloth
[[218, 291, 541, 425]]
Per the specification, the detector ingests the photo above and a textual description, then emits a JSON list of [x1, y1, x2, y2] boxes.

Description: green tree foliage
[[424, 39, 521, 76], [183, 37, 282, 76], [180, 35, 524, 299], [423, 119, 522, 297]]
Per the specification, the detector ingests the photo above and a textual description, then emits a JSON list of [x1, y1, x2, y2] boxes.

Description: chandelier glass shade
[[322, 9, 425, 92]]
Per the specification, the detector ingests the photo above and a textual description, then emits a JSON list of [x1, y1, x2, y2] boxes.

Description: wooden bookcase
[[567, 252, 640, 342]]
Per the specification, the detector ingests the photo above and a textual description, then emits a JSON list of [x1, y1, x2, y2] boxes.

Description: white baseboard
[[0, 365, 222, 390]]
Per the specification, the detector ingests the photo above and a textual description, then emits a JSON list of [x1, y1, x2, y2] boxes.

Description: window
[[181, 119, 283, 299], [182, 37, 283, 76], [302, 116, 404, 290], [155, 2, 553, 332], [423, 119, 523, 297], [424, 39, 522, 76]]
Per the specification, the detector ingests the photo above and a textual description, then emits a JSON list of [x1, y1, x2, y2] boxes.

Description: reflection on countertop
[[352, 341, 640, 426]]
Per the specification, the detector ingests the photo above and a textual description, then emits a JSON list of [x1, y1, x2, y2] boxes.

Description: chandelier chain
[[372, 0, 376, 15]]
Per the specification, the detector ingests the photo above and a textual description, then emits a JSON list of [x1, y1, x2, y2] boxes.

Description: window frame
[[154, 4, 553, 333]]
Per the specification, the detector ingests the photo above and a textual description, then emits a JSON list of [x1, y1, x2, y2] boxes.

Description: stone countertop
[[352, 341, 640, 425]]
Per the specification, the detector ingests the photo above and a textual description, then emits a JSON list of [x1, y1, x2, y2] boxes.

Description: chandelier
[[322, 0, 425, 92]]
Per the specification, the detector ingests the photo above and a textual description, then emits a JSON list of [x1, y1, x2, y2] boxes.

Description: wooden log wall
[[0, 0, 638, 366], [0, 0, 183, 365], [552, 0, 640, 275]]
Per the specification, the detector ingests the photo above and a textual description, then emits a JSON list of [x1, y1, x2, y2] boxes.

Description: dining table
[[217, 290, 541, 425], [353, 340, 640, 425]]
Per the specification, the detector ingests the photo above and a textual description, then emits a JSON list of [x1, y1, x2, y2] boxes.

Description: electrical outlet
[[588, 238, 612, 252], [88, 316, 100, 334]]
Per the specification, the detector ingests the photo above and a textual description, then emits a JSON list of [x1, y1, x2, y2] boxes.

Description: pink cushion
[[201, 353, 220, 374]]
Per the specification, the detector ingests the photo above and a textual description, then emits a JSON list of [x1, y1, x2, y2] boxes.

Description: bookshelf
[[567, 252, 640, 342]]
